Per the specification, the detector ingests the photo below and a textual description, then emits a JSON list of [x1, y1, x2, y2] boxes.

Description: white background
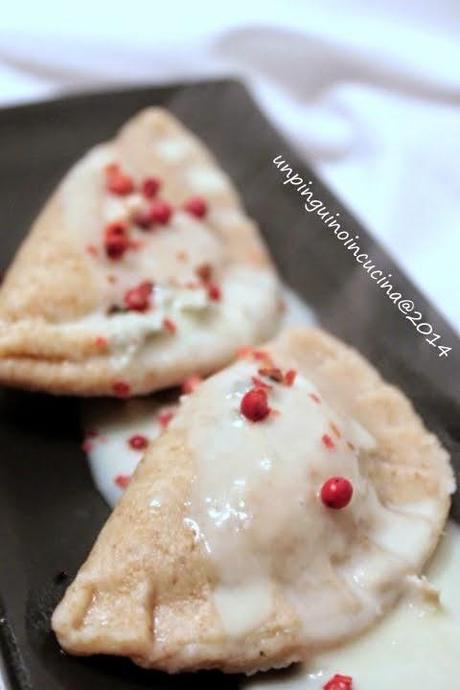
[[1, 0, 459, 332], [0, 1, 458, 685]]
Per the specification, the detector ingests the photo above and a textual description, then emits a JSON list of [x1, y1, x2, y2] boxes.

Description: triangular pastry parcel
[[52, 328, 454, 674], [0, 109, 280, 395]]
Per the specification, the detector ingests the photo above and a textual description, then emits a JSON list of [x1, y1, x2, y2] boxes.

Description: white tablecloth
[[0, 1, 458, 686]]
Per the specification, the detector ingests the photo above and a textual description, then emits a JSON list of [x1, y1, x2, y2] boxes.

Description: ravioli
[[52, 328, 454, 673], [0, 108, 280, 395]]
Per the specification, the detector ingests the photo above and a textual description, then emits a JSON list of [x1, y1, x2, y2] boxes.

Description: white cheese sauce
[[280, 286, 316, 329], [83, 396, 177, 506], [155, 137, 193, 163], [246, 521, 460, 690], [61, 145, 282, 365], [95, 209, 226, 300], [68, 284, 210, 363], [177, 359, 437, 647]]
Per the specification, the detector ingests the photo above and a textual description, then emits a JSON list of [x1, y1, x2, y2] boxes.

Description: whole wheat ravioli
[[52, 327, 454, 674], [0, 108, 281, 396]]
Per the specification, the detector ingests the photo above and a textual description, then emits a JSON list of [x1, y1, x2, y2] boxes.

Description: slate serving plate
[[0, 79, 458, 690]]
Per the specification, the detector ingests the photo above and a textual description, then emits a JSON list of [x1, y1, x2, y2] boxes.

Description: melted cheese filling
[[63, 265, 280, 373], [68, 284, 209, 351]]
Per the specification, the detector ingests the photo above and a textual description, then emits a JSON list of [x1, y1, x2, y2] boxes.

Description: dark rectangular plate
[[0, 79, 458, 690]]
